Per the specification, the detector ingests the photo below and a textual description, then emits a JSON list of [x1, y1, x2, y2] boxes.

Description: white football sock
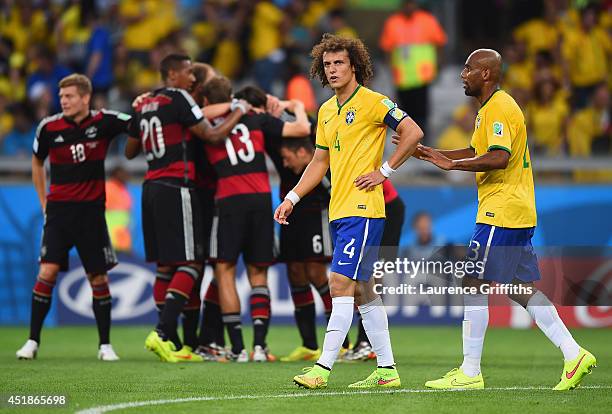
[[358, 297, 395, 367], [526, 291, 580, 361], [317, 296, 354, 370], [460, 293, 488, 377]]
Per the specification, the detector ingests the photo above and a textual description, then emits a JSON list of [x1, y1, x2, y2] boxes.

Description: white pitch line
[[76, 386, 612, 414]]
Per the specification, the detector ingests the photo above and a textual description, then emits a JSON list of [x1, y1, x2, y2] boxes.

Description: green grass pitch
[[1, 326, 610, 413]]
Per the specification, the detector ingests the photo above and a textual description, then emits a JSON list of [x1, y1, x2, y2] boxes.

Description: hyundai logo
[[58, 262, 156, 320]]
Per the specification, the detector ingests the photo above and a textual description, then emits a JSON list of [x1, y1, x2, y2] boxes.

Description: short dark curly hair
[[309, 33, 374, 87]]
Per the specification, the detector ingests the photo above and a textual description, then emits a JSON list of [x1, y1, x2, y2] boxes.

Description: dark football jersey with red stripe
[[193, 138, 217, 192], [128, 87, 204, 186], [382, 179, 399, 203], [276, 168, 331, 212], [204, 111, 284, 210], [32, 109, 131, 203], [264, 112, 330, 212]]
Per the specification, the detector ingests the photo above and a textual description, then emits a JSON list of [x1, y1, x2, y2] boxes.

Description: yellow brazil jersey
[[315, 85, 407, 222], [470, 90, 537, 228]]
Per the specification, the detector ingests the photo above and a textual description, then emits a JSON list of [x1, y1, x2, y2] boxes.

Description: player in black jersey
[[200, 80, 310, 362], [199, 91, 346, 361], [144, 61, 221, 362], [16, 74, 131, 361], [124, 54, 251, 362]]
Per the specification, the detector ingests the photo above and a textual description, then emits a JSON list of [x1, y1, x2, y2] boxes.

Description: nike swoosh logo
[[377, 378, 398, 385], [566, 354, 586, 379], [450, 379, 481, 386], [174, 354, 193, 360], [337, 261, 351, 265]]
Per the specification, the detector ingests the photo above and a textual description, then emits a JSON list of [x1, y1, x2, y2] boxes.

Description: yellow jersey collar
[[480, 89, 501, 110], [336, 85, 361, 115]]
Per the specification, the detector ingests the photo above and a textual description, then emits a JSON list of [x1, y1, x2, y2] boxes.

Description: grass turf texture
[[0, 326, 610, 413]]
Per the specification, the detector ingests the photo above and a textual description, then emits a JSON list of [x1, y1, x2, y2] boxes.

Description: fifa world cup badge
[[475, 116, 481, 129], [493, 121, 503, 136]]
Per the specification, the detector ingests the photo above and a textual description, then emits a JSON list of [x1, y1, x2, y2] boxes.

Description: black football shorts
[[40, 201, 116, 274], [209, 197, 274, 265], [142, 181, 206, 265], [279, 206, 333, 263]]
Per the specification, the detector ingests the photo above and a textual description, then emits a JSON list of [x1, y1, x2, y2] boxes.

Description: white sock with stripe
[[526, 291, 580, 361], [317, 296, 354, 370], [358, 297, 395, 367], [460, 293, 488, 377]]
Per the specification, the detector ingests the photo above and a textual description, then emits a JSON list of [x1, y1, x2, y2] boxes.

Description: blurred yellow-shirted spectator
[[533, 50, 565, 88], [503, 41, 534, 92], [250, 1, 285, 62], [212, 39, 242, 80], [557, 4, 581, 35], [0, 2, 48, 55], [300, 0, 328, 30], [526, 78, 569, 156], [562, 5, 611, 109], [329, 8, 358, 39], [119, 0, 179, 58], [436, 102, 478, 151], [55, 2, 91, 59], [195, 1, 247, 80], [513, 0, 561, 58], [0, 88, 14, 142], [250, 0, 287, 92], [567, 83, 611, 181], [568, 83, 610, 157]]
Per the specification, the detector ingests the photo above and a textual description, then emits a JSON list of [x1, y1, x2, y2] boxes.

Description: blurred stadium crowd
[[441, 1, 611, 162], [0, 0, 610, 171]]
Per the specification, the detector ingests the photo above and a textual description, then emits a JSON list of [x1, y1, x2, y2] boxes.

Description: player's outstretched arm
[[436, 147, 476, 160], [124, 136, 141, 159], [131, 92, 151, 109], [31, 155, 46, 212], [274, 148, 330, 225], [281, 100, 311, 137], [419, 146, 509, 171], [202, 102, 231, 119], [190, 99, 251, 144], [390, 137, 475, 161], [355, 116, 423, 190]]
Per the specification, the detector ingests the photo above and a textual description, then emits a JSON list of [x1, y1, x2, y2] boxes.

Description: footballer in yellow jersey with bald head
[[275, 33, 423, 390], [470, 89, 537, 228], [420, 49, 596, 393]]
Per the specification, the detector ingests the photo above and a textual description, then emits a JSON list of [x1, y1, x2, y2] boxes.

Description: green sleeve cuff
[[488, 145, 511, 155], [315, 144, 329, 150]]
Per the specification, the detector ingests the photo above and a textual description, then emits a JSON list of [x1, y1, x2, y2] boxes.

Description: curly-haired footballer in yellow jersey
[[418, 49, 596, 391], [274, 34, 423, 389]]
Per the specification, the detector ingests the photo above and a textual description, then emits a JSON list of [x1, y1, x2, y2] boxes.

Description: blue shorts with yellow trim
[[465, 223, 540, 283], [329, 217, 385, 282]]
